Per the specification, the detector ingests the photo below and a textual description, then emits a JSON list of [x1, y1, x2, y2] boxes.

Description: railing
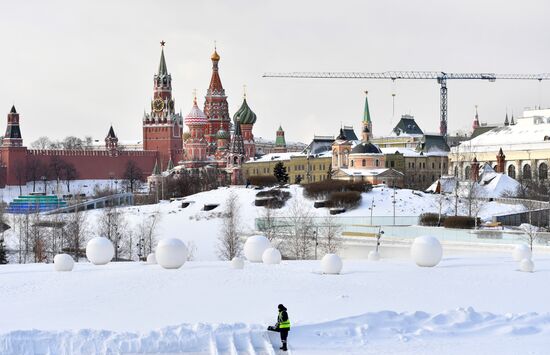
[[44, 193, 134, 214]]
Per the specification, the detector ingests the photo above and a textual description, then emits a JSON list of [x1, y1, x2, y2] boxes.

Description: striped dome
[[185, 98, 207, 125], [233, 98, 257, 125]]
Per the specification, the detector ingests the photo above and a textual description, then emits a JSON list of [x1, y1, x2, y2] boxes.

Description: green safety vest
[[278, 311, 291, 329]]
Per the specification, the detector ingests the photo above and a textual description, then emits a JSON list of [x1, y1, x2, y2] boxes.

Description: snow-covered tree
[[134, 211, 160, 260], [286, 198, 315, 259], [218, 192, 243, 260]]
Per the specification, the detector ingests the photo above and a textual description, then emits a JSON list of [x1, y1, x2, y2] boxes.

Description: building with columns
[[449, 108, 550, 182]]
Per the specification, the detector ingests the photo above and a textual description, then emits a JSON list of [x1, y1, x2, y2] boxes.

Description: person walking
[[267, 304, 290, 351]]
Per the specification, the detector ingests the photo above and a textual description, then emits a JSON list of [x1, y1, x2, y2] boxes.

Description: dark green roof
[[152, 160, 160, 175], [10, 105, 16, 114], [363, 93, 371, 123], [166, 157, 174, 171], [233, 98, 257, 125], [392, 115, 423, 136]]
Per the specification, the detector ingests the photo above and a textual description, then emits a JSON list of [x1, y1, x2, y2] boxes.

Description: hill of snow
[[0, 256, 549, 354]]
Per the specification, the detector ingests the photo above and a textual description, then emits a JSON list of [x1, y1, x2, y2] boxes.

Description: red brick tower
[[472, 105, 480, 131], [183, 96, 208, 167], [204, 47, 230, 155], [143, 42, 183, 169], [0, 106, 27, 186], [471, 157, 480, 181], [105, 125, 119, 156], [496, 148, 506, 173]]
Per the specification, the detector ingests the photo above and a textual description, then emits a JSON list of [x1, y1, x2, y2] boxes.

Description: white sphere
[[243, 235, 271, 262], [86, 237, 115, 265], [155, 238, 188, 269], [513, 244, 532, 262], [368, 250, 380, 261], [411, 236, 442, 267], [321, 253, 343, 274], [262, 248, 282, 264], [231, 257, 244, 269], [146, 253, 156, 264], [520, 258, 534, 272], [53, 254, 74, 271]]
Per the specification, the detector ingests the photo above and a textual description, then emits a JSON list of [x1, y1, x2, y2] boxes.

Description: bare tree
[[319, 215, 343, 255], [218, 192, 243, 260], [134, 211, 160, 260], [258, 206, 281, 245], [30, 136, 53, 149], [64, 203, 88, 260], [61, 161, 78, 193], [123, 160, 143, 193], [286, 198, 315, 259], [98, 205, 128, 261], [61, 136, 84, 150], [14, 161, 26, 195], [49, 156, 65, 193], [26, 157, 47, 192]]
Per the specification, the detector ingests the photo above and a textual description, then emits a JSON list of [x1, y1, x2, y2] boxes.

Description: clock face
[[153, 98, 164, 112]]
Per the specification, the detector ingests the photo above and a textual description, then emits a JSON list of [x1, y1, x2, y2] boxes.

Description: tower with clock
[[142, 42, 183, 169]]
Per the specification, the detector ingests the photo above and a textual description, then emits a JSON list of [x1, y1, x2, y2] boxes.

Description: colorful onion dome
[[233, 98, 257, 125], [185, 97, 207, 125], [216, 129, 230, 139]]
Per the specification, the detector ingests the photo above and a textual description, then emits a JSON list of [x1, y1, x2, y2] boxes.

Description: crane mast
[[263, 71, 550, 137]]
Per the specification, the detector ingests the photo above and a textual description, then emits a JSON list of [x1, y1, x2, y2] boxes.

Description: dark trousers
[[268, 327, 289, 346]]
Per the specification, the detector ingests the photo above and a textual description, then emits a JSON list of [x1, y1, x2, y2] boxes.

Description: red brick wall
[[0, 147, 158, 187]]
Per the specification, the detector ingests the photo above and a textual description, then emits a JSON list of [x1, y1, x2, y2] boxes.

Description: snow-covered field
[[38, 185, 524, 261], [1, 256, 549, 354], [1, 185, 541, 354]]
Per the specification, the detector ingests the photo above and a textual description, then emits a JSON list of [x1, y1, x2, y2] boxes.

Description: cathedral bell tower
[[143, 42, 183, 168]]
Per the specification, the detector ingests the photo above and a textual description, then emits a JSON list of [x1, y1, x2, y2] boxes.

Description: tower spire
[[472, 105, 480, 130], [362, 90, 372, 139], [158, 41, 168, 75]]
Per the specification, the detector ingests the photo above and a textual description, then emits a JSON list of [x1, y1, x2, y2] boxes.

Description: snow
[[85, 237, 114, 265], [262, 247, 282, 264], [426, 172, 520, 198], [155, 238, 188, 269], [53, 254, 74, 272], [321, 253, 342, 274], [243, 235, 271, 262], [519, 258, 535, 272], [1, 256, 550, 354], [410, 236, 442, 267], [512, 244, 532, 262]]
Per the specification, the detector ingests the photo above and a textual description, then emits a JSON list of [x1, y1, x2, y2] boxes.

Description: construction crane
[[263, 71, 550, 137]]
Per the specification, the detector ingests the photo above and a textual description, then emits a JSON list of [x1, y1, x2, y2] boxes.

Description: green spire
[[158, 47, 168, 76], [363, 91, 371, 123], [152, 159, 160, 175], [166, 157, 174, 171]]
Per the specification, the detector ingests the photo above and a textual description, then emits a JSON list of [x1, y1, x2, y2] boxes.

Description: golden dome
[[211, 49, 220, 61]]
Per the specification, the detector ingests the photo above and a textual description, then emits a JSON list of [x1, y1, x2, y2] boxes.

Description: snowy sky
[[0, 0, 548, 144]]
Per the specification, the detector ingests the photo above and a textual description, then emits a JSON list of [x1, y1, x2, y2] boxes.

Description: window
[[508, 165, 516, 179], [539, 163, 548, 180], [523, 164, 532, 179], [351, 160, 355, 167], [465, 166, 471, 179], [375, 159, 379, 167], [454, 166, 458, 177], [390, 161, 395, 168], [362, 159, 366, 167], [432, 162, 435, 169]]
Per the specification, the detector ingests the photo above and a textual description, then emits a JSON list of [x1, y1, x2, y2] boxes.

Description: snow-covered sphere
[[146, 253, 156, 264], [513, 244, 532, 262], [53, 254, 74, 271], [244, 235, 271, 262], [155, 239, 188, 269], [86, 237, 115, 265], [520, 258, 535, 272], [262, 248, 282, 264], [321, 254, 343, 274], [231, 257, 245, 269], [368, 250, 380, 261], [411, 236, 442, 267]]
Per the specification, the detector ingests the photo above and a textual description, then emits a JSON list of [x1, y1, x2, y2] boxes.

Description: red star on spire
[[160, 40, 166, 47]]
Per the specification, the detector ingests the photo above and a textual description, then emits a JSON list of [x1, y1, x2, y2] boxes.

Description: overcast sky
[[0, 0, 548, 145]]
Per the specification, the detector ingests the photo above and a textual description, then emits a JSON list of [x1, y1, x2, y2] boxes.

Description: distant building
[[449, 108, 550, 182]]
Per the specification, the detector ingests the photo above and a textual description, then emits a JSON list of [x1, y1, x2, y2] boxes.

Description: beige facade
[[243, 153, 332, 184], [449, 109, 550, 182]]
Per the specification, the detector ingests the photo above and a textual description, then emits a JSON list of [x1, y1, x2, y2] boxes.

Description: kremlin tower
[[142, 42, 184, 169]]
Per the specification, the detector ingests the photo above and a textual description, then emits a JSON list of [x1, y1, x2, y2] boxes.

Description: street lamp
[[313, 229, 318, 260], [375, 227, 384, 253], [368, 198, 375, 226]]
